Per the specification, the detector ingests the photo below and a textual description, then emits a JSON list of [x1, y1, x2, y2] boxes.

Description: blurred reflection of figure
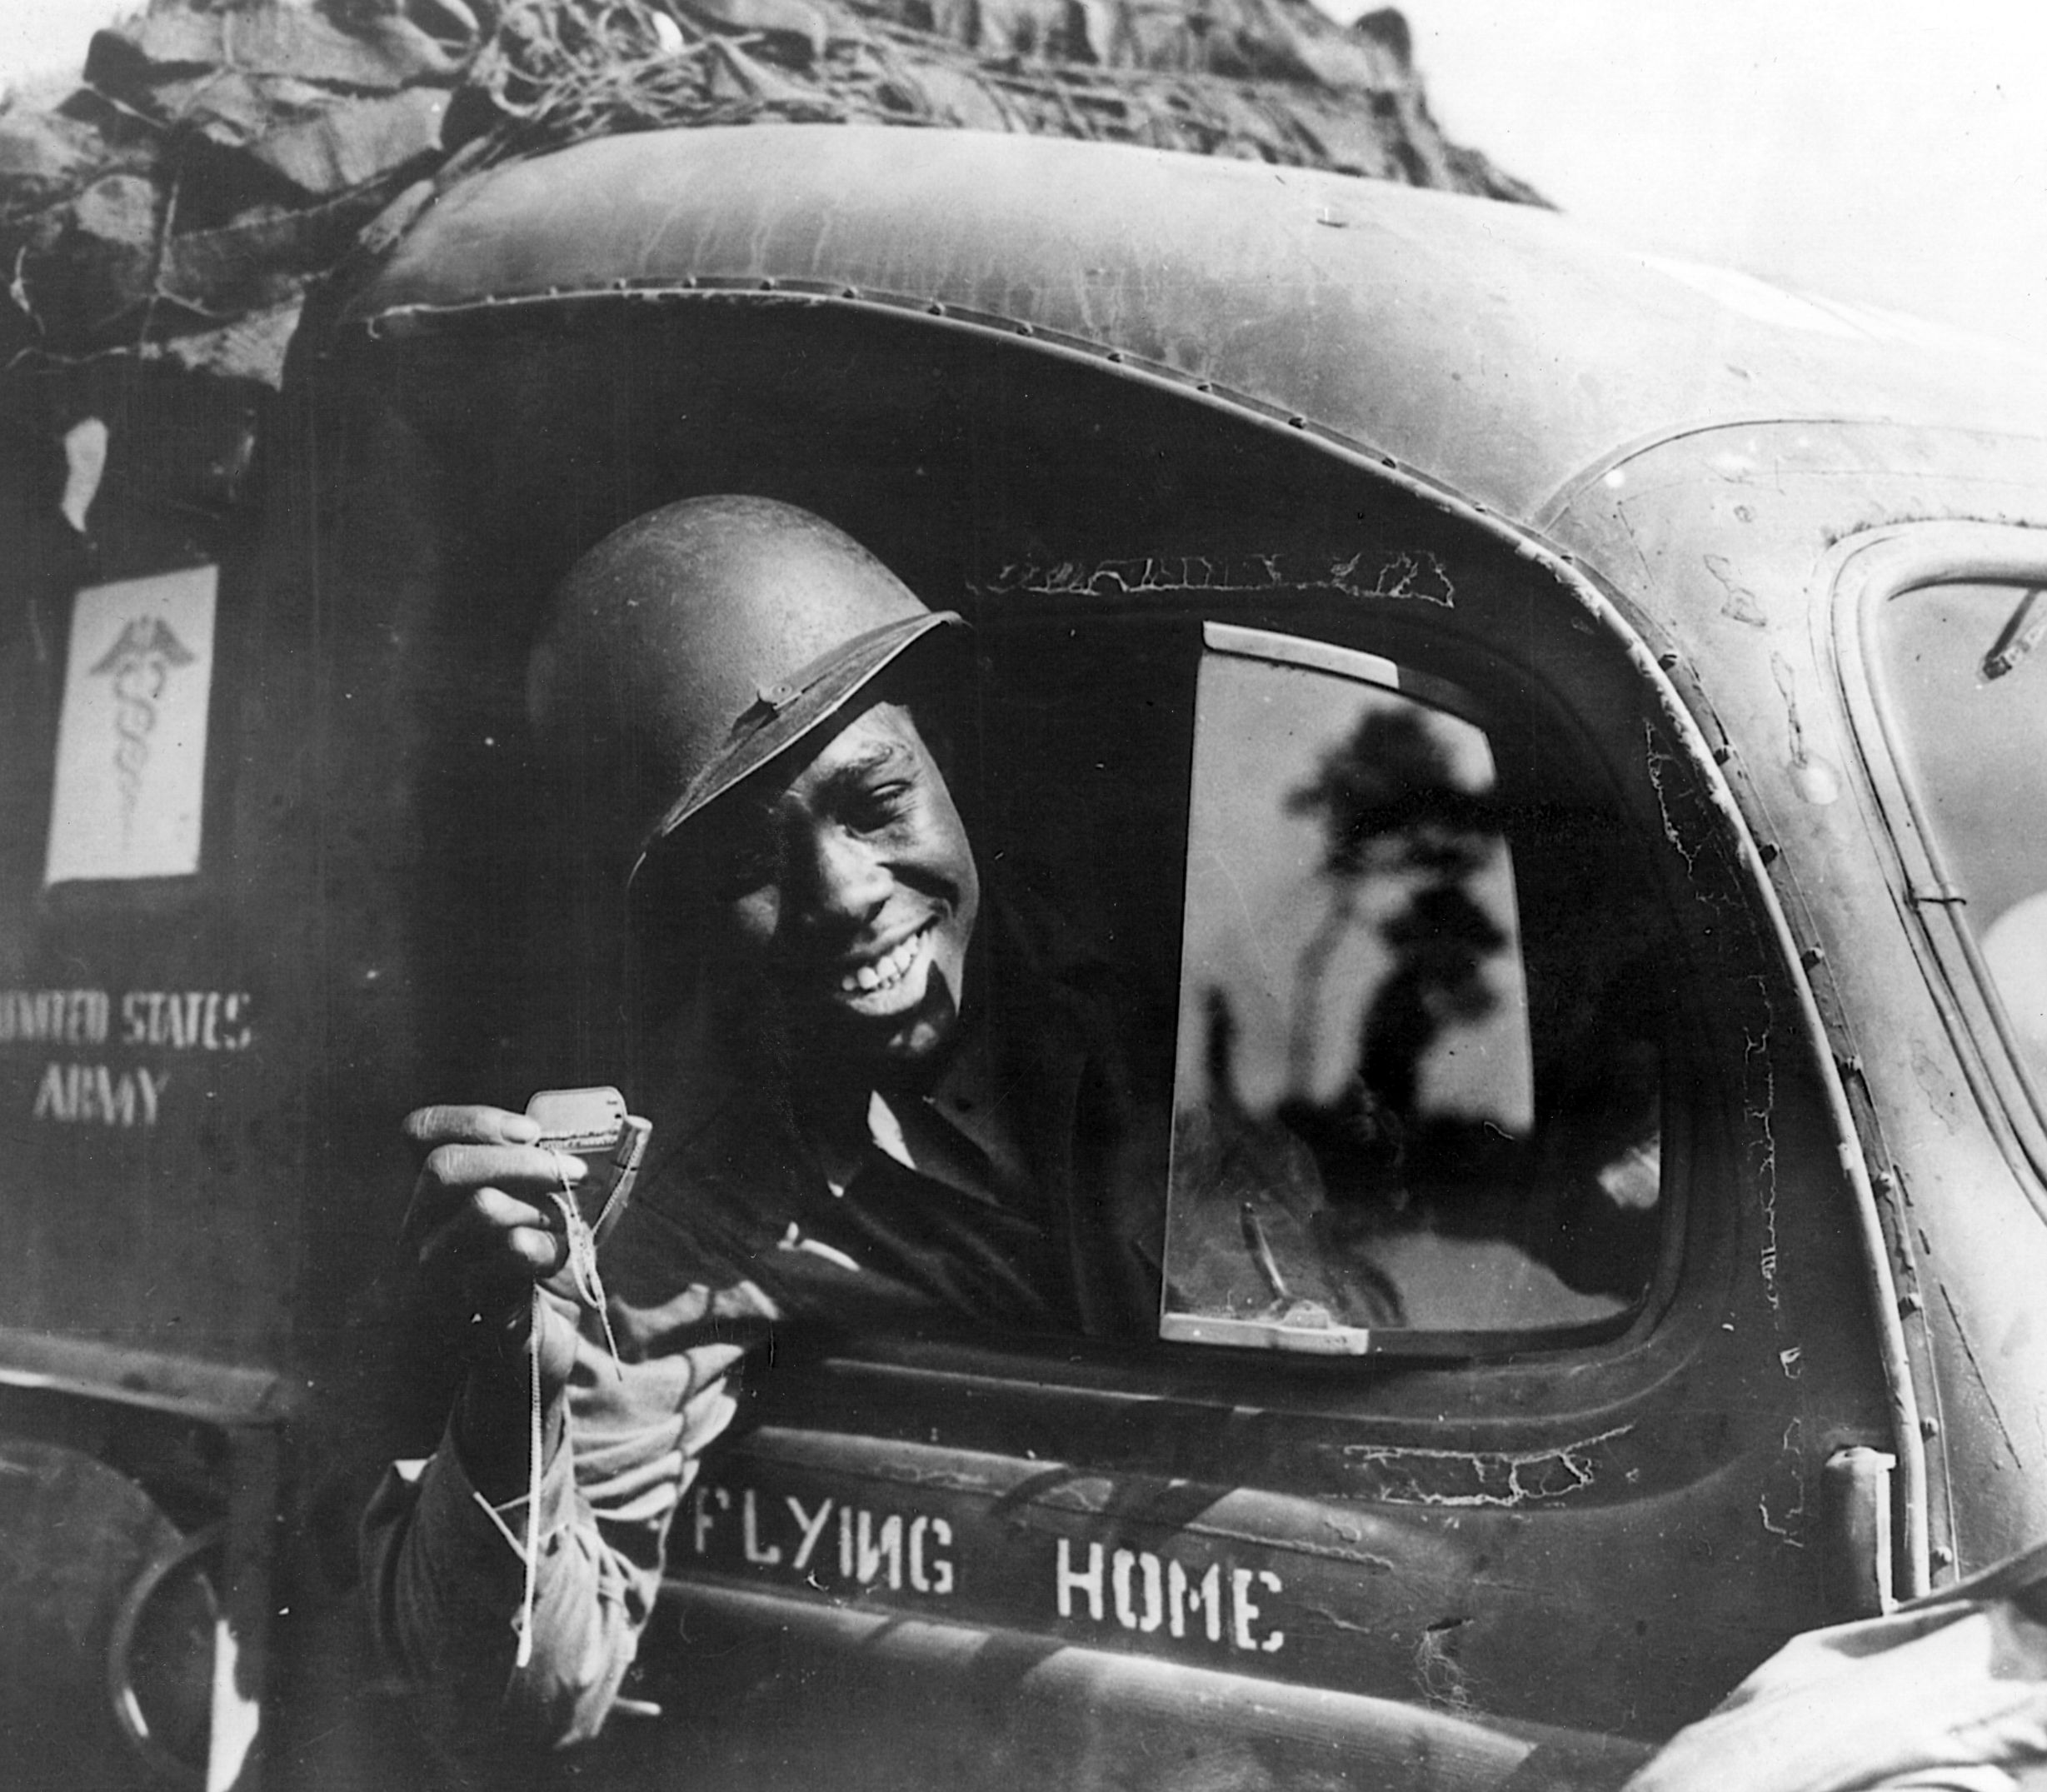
[[1172, 691, 1664, 1330]]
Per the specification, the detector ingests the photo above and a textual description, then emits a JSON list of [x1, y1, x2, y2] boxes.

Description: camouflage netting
[[0, 0, 1545, 387]]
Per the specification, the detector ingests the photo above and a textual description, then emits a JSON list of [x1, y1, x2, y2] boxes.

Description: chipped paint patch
[[974, 550, 1455, 606], [1414, 1615, 1475, 1713], [1759, 1419, 1808, 1548], [1757, 1495, 1804, 1545], [1703, 553, 1768, 628], [1639, 711, 1789, 1323], [1772, 652, 1841, 804], [1909, 1039, 1964, 1134], [1747, 1015, 1783, 1315], [1341, 1425, 1633, 1507], [1643, 721, 1702, 879]]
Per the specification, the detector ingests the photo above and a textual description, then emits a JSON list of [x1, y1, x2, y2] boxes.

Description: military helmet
[[527, 495, 962, 887]]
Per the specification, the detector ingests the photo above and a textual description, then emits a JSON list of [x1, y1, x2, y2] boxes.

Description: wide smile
[[830, 918, 939, 1015]]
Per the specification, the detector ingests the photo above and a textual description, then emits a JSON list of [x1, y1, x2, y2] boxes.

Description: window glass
[[1162, 624, 1661, 1350], [1869, 582, 2047, 1096]]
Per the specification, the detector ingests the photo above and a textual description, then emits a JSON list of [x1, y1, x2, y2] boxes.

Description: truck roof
[[345, 122, 2047, 528]]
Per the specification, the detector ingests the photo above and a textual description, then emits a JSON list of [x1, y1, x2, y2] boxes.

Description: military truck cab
[[4, 123, 2047, 1789]]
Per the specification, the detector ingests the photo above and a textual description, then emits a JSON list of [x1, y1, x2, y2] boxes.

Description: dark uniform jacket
[[362, 888, 1166, 1756]]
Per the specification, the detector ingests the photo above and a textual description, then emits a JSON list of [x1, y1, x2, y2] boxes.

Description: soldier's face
[[706, 701, 980, 1075]]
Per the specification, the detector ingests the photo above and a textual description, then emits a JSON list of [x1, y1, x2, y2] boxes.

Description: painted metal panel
[[342, 127, 2047, 527]]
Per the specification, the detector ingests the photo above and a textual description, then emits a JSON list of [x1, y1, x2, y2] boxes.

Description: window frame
[[1832, 522, 2047, 1199], [788, 576, 1785, 1410], [1159, 618, 1660, 1356]]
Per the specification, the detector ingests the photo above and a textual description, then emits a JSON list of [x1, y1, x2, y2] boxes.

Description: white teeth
[[839, 926, 926, 997]]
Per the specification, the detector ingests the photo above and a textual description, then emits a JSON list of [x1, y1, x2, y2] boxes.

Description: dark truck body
[[4, 124, 2047, 1788]]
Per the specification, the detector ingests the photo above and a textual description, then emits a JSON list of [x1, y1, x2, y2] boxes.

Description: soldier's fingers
[[408, 1184, 564, 1267], [402, 1104, 543, 1154], [456, 1229, 571, 1310], [402, 1151, 558, 1250], [418, 1141, 587, 1203], [426, 1217, 569, 1285], [444, 1225, 571, 1315], [502, 1225, 572, 1277]]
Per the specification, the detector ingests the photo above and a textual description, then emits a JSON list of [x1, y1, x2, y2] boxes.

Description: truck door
[[312, 273, 1906, 1791]]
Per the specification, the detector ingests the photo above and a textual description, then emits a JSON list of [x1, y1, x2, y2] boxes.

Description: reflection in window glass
[[1870, 582, 2047, 1095], [1162, 626, 1661, 1349]]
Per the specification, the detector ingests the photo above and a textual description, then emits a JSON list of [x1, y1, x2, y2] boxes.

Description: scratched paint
[[1413, 1616, 1475, 1712], [1772, 652, 1842, 805], [973, 550, 1455, 606], [1703, 553, 1769, 629], [1636, 706, 1789, 1319], [1748, 1020, 1784, 1315], [1758, 1417, 1808, 1548], [1340, 1425, 1633, 1507], [1642, 721, 1705, 880]]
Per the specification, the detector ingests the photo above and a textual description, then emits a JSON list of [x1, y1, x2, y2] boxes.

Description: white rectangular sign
[[44, 566, 219, 885]]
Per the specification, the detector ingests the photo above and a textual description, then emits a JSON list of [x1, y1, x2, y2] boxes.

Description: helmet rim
[[628, 606, 963, 890], [527, 494, 969, 896]]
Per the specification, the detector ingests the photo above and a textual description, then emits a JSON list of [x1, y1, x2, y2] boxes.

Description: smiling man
[[717, 699, 981, 1056], [364, 497, 1163, 1757]]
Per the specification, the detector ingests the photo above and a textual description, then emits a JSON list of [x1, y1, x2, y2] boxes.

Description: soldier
[[365, 496, 1163, 1755]]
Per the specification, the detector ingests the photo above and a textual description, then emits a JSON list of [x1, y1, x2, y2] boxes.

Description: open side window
[[347, 296, 1713, 1366], [1161, 622, 1663, 1353]]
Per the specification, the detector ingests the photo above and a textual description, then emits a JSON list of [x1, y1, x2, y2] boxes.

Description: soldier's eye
[[849, 781, 913, 828]]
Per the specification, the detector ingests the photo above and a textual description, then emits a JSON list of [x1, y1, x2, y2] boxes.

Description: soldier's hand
[[399, 1105, 587, 1390]]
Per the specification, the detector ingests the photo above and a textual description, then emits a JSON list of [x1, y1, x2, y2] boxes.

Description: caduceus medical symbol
[[89, 615, 196, 845]]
